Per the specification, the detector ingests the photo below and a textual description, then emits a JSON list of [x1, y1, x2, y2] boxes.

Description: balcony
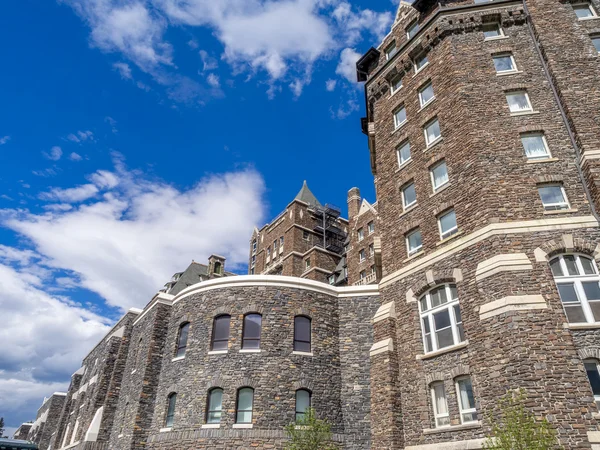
[[353, 272, 377, 286]]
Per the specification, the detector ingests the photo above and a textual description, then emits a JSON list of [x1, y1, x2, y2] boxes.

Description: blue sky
[[0, 0, 396, 433]]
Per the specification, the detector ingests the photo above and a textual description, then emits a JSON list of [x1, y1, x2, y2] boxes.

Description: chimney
[[347, 187, 361, 219]]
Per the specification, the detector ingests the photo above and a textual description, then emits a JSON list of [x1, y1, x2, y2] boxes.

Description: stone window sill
[[208, 350, 228, 355], [419, 97, 436, 113], [400, 204, 418, 218], [239, 349, 261, 353], [579, 16, 600, 21], [416, 340, 469, 360], [395, 159, 413, 173], [413, 62, 430, 77], [484, 35, 510, 42], [543, 208, 578, 215], [171, 356, 185, 362], [232, 424, 253, 429], [430, 183, 450, 198], [526, 157, 558, 164], [496, 70, 523, 77], [425, 137, 444, 151], [292, 351, 314, 356], [436, 231, 464, 246], [202, 424, 220, 429], [403, 250, 424, 263], [423, 421, 482, 435], [564, 322, 600, 330], [159, 427, 172, 433], [389, 86, 403, 99], [510, 110, 540, 117], [392, 120, 408, 136]]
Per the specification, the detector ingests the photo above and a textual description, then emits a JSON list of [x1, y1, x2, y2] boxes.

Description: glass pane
[[408, 21, 420, 39], [403, 183, 417, 207], [424, 333, 433, 353], [408, 230, 422, 252], [244, 314, 262, 339], [237, 411, 252, 423], [574, 4, 594, 18], [398, 142, 411, 164], [589, 301, 600, 322], [295, 316, 311, 342], [416, 55, 428, 69], [436, 327, 454, 349], [457, 378, 475, 410], [439, 210, 457, 235], [483, 23, 501, 38], [392, 75, 403, 93], [583, 282, 600, 300], [213, 316, 230, 344], [521, 135, 548, 159], [550, 258, 564, 277], [585, 362, 600, 395], [507, 93, 530, 112], [426, 120, 441, 144], [462, 411, 477, 423], [432, 162, 448, 189], [420, 84, 434, 105], [456, 322, 466, 342], [593, 37, 600, 52], [238, 389, 253, 412], [557, 283, 579, 303], [434, 309, 451, 330], [581, 256, 596, 275], [296, 390, 310, 414], [177, 323, 189, 356], [394, 107, 407, 127], [539, 186, 567, 209], [420, 297, 428, 312], [565, 304, 587, 323], [431, 286, 448, 308], [454, 304, 463, 324], [449, 285, 458, 300], [208, 411, 222, 423], [295, 341, 311, 353], [209, 390, 223, 412], [493, 55, 514, 72], [564, 255, 580, 275]]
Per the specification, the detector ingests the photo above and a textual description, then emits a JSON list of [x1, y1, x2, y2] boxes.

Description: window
[[214, 261, 222, 274], [431, 382, 450, 427], [573, 2, 597, 19], [393, 105, 407, 129], [506, 91, 533, 113], [368, 221, 375, 234], [418, 82, 435, 107], [369, 243, 375, 257], [165, 393, 177, 427], [296, 389, 312, 422], [236, 388, 254, 424], [415, 53, 429, 72], [267, 247, 271, 259], [430, 160, 449, 191], [280, 236, 284, 251], [521, 133, 551, 159], [358, 228, 364, 241], [419, 284, 465, 353], [407, 20, 420, 39], [551, 254, 600, 324], [251, 255, 256, 265], [211, 315, 231, 351], [406, 229, 423, 256], [273, 240, 278, 253], [455, 377, 477, 423], [538, 185, 570, 211], [360, 270, 366, 279], [397, 141, 411, 167], [206, 388, 223, 424], [370, 265, 376, 274], [294, 316, 311, 352], [252, 239, 257, 254], [175, 322, 190, 358], [328, 275, 335, 285], [592, 35, 600, 52], [493, 53, 517, 73], [483, 22, 503, 39], [242, 314, 262, 349], [305, 258, 311, 270], [250, 267, 255, 275], [424, 118, 442, 146], [401, 182, 417, 210], [303, 230, 309, 241], [438, 209, 458, 240], [359, 249, 366, 262], [385, 41, 398, 60], [391, 74, 403, 94], [584, 360, 600, 407]]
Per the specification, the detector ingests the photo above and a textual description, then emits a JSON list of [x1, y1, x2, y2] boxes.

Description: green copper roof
[[294, 180, 321, 207]]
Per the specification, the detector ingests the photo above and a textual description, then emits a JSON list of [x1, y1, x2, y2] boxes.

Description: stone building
[[12, 423, 32, 441], [27, 393, 66, 450], [17, 0, 600, 448]]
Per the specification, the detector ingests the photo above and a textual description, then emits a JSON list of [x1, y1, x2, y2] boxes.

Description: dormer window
[[214, 262, 222, 274]]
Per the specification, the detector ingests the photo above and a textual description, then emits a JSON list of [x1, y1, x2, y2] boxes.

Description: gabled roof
[[169, 261, 235, 295], [294, 181, 322, 207]]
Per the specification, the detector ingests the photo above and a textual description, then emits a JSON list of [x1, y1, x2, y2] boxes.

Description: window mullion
[[575, 279, 596, 323], [429, 314, 437, 351], [448, 303, 459, 346]]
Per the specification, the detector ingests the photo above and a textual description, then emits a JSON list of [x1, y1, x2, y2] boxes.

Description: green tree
[[483, 389, 561, 450], [285, 408, 337, 450]]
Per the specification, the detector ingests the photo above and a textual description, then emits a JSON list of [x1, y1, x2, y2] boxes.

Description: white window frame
[[359, 249, 366, 262], [385, 41, 398, 60], [419, 284, 465, 353], [506, 91, 533, 113], [430, 382, 450, 428], [407, 20, 420, 39], [430, 160, 449, 192], [305, 258, 311, 270], [368, 221, 375, 234], [393, 105, 407, 129], [406, 229, 423, 256], [551, 254, 600, 324], [397, 140, 412, 167], [390, 74, 403, 95], [418, 81, 435, 108], [573, 2, 598, 19], [493, 53, 517, 73], [438, 209, 458, 240], [455, 376, 478, 424], [483, 22, 504, 40], [329, 275, 335, 285], [357, 228, 364, 241], [520, 133, 551, 160], [584, 359, 600, 408], [424, 118, 442, 147], [401, 182, 417, 210], [592, 34, 600, 52], [538, 184, 570, 211], [414, 53, 429, 73]]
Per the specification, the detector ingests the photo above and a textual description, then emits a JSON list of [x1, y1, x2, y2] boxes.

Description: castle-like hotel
[[15, 0, 600, 448]]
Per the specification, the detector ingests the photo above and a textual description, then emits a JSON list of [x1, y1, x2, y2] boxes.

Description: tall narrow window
[[368, 221, 375, 234], [506, 91, 533, 113], [521, 133, 551, 160], [438, 209, 458, 240], [359, 249, 366, 262], [406, 229, 423, 256], [211, 315, 231, 351], [393, 105, 407, 129], [236, 388, 254, 424], [242, 314, 262, 349], [407, 20, 420, 39], [424, 118, 442, 146], [175, 322, 190, 358], [397, 141, 411, 167], [165, 393, 177, 428], [538, 185, 570, 211], [252, 239, 257, 253], [584, 360, 600, 408], [430, 160, 449, 191], [431, 382, 450, 427], [493, 53, 517, 73], [401, 182, 417, 210], [455, 377, 477, 423], [483, 22, 503, 39], [358, 228, 364, 241], [295, 389, 312, 422], [419, 284, 465, 353], [294, 316, 311, 353], [206, 388, 223, 424], [551, 254, 600, 324], [418, 82, 435, 107]]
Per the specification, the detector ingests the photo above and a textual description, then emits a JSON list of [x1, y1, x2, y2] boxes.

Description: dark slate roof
[[294, 181, 322, 207], [169, 262, 235, 295]]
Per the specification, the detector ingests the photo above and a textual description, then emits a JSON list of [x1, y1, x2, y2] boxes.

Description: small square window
[[424, 118, 442, 146], [385, 42, 398, 60], [406, 229, 423, 256], [592, 35, 600, 52], [402, 182, 417, 210], [419, 82, 435, 107], [415, 54, 429, 72], [368, 221, 375, 234], [506, 91, 533, 113], [397, 141, 411, 167], [358, 228, 364, 241], [359, 249, 366, 262], [430, 160, 449, 191], [438, 209, 458, 240], [521, 133, 551, 159], [407, 20, 420, 39], [483, 23, 503, 39], [573, 3, 597, 19], [493, 54, 517, 73], [538, 185, 570, 211], [394, 105, 407, 129], [391, 74, 403, 94]]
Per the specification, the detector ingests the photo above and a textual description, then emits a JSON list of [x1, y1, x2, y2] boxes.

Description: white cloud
[[105, 116, 118, 133], [335, 47, 361, 84], [32, 168, 58, 178], [89, 170, 119, 189], [70, 152, 83, 161], [113, 61, 133, 79], [43, 203, 74, 212], [0, 136, 10, 145], [206, 73, 220, 88], [42, 146, 63, 161], [66, 130, 94, 143], [39, 184, 100, 203], [199, 50, 218, 71], [325, 79, 337, 91]]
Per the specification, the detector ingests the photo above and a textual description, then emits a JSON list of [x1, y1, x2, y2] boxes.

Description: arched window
[[584, 359, 600, 408], [242, 314, 262, 349], [236, 387, 254, 424], [454, 376, 477, 423], [550, 254, 600, 324], [206, 388, 223, 424], [294, 316, 311, 353], [165, 393, 177, 428], [295, 389, 311, 422], [418, 284, 465, 353], [211, 315, 231, 351], [175, 322, 190, 358]]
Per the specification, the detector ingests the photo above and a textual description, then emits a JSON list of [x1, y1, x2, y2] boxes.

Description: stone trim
[[534, 234, 600, 261], [292, 379, 315, 391], [578, 348, 600, 361], [479, 295, 547, 320], [373, 302, 396, 323], [423, 421, 482, 435], [380, 216, 598, 288], [589, 431, 600, 443], [370, 338, 394, 357], [475, 253, 533, 281], [206, 378, 223, 390], [450, 364, 471, 379], [410, 267, 460, 298], [417, 341, 469, 360], [425, 371, 445, 384], [404, 438, 486, 449]]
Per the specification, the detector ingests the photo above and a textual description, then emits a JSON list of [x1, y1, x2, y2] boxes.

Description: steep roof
[[294, 181, 322, 207], [169, 261, 236, 295]]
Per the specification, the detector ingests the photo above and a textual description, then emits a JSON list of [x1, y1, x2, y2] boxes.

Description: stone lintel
[[479, 295, 547, 320], [373, 302, 396, 323], [475, 253, 532, 281], [404, 437, 486, 450], [370, 338, 394, 357]]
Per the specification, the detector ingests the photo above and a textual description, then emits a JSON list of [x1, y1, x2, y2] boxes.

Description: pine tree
[[284, 408, 337, 450]]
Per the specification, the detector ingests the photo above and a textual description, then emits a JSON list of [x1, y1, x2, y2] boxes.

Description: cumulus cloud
[[42, 146, 63, 161], [335, 47, 361, 84], [70, 152, 83, 161], [325, 79, 337, 91], [0, 136, 10, 145], [113, 61, 133, 79], [39, 184, 100, 203], [66, 130, 94, 143], [206, 73, 220, 88]]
